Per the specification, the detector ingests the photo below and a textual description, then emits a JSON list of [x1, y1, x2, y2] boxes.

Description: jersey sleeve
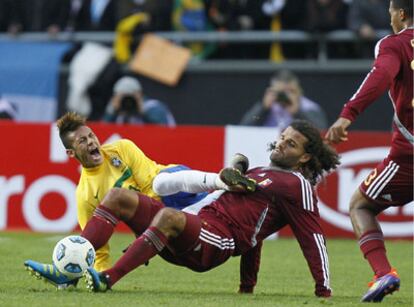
[[239, 241, 262, 293], [76, 186, 111, 271], [283, 201, 331, 297], [340, 37, 401, 122], [278, 177, 332, 297]]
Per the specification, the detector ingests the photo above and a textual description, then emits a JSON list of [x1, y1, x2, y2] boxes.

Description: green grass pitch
[[0, 232, 412, 306]]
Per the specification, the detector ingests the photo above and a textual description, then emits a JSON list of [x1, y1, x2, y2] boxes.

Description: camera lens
[[276, 91, 291, 105], [120, 96, 137, 113]]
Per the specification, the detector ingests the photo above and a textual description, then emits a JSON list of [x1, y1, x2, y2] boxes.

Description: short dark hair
[[270, 70, 303, 95], [391, 0, 413, 18], [56, 112, 86, 149], [271, 70, 300, 85], [290, 120, 340, 185]]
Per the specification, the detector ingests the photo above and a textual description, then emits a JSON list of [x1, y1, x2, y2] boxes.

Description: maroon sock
[[124, 194, 164, 236], [359, 230, 391, 277], [104, 226, 167, 287], [81, 205, 119, 250]]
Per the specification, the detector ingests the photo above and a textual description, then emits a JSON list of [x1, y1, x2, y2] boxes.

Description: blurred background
[[0, 0, 394, 130]]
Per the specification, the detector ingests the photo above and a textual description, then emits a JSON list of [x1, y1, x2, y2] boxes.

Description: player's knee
[[102, 187, 125, 214], [152, 207, 185, 237], [155, 207, 181, 225], [349, 189, 378, 216]]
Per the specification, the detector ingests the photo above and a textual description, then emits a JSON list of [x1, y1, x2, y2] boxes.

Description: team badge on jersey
[[258, 178, 272, 187], [111, 157, 122, 167]]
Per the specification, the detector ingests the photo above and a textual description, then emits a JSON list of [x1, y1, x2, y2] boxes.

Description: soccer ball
[[52, 235, 95, 278]]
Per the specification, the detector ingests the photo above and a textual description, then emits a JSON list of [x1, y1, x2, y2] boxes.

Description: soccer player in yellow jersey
[[24, 112, 251, 289]]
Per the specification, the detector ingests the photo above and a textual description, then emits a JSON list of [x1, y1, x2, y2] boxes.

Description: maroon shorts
[[359, 157, 413, 206], [130, 193, 165, 235], [159, 211, 235, 272]]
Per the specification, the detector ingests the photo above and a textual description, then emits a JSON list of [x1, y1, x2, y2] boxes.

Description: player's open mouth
[[89, 148, 101, 160]]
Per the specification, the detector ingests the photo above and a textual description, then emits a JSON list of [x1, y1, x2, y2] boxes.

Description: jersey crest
[[111, 156, 122, 168], [258, 178, 272, 187]]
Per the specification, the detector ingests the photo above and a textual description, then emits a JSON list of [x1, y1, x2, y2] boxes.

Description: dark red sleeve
[[280, 202, 332, 297], [340, 37, 401, 122], [239, 241, 262, 293]]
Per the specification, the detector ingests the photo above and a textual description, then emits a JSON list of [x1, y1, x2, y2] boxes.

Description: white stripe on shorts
[[199, 228, 235, 250], [366, 161, 399, 200]]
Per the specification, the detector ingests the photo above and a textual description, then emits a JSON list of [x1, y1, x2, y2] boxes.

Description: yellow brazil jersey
[[76, 139, 174, 271]]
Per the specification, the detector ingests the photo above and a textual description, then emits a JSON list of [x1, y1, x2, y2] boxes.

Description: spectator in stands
[[307, 0, 348, 32], [25, 0, 119, 34], [75, 0, 120, 31], [261, 0, 285, 62], [44, 0, 123, 32], [172, 0, 215, 60], [0, 0, 26, 34], [118, 0, 172, 32], [347, 0, 390, 57], [0, 96, 17, 120], [240, 70, 327, 129], [262, 0, 308, 59], [103, 76, 175, 126], [206, 0, 270, 59], [37, 0, 74, 35], [114, 0, 173, 63], [306, 0, 351, 58]]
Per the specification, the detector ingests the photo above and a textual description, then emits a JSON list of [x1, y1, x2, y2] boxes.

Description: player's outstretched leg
[[219, 167, 256, 192], [84, 267, 110, 292], [24, 260, 79, 289], [361, 269, 400, 302]]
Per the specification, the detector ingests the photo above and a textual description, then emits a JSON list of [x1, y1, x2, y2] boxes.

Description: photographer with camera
[[240, 70, 327, 129], [103, 76, 175, 126]]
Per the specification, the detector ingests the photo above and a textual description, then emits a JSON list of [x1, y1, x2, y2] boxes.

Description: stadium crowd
[[0, 0, 395, 125], [0, 0, 390, 60]]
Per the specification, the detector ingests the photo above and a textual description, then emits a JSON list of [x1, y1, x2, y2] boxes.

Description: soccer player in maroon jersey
[[80, 120, 340, 298], [325, 0, 413, 302]]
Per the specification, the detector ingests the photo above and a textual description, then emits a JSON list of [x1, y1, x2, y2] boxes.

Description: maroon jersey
[[200, 167, 331, 297], [340, 28, 413, 162]]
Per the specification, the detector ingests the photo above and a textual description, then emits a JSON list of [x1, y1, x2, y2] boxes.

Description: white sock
[[152, 170, 224, 196]]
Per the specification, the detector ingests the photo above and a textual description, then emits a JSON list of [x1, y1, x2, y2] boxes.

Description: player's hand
[[112, 95, 122, 111], [325, 117, 351, 144], [262, 87, 276, 109]]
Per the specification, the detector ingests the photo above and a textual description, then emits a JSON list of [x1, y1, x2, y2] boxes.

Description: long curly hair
[[270, 120, 340, 185], [56, 112, 86, 149]]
